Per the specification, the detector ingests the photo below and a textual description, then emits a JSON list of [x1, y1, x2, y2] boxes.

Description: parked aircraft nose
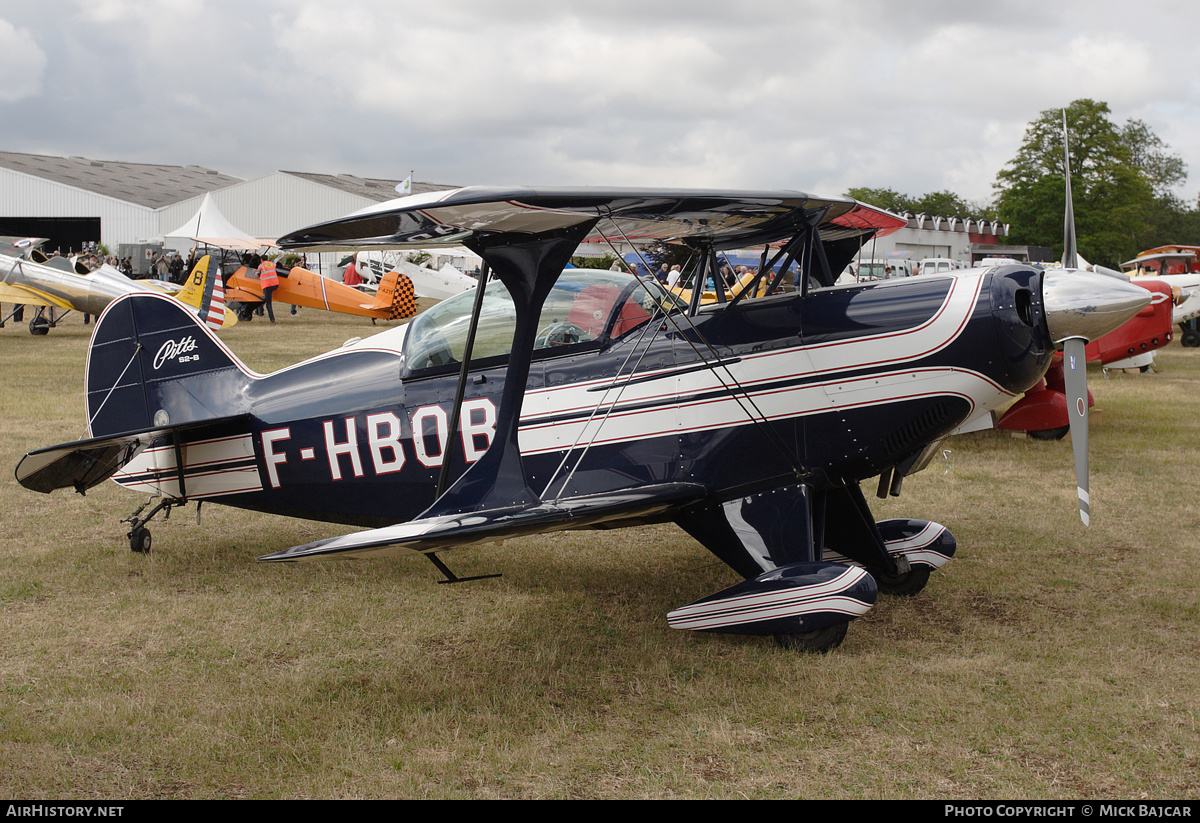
[[1042, 270, 1151, 346]]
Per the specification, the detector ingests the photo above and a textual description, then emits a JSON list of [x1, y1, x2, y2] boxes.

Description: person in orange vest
[[258, 255, 279, 324]]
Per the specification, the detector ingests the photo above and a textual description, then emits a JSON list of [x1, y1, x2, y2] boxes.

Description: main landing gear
[[27, 307, 61, 335], [669, 484, 959, 653], [872, 559, 931, 597], [121, 496, 187, 553], [1180, 319, 1200, 348], [774, 622, 849, 653]]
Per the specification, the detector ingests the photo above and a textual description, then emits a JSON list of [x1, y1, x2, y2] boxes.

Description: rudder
[[373, 270, 417, 319], [87, 292, 253, 438], [174, 255, 235, 329]]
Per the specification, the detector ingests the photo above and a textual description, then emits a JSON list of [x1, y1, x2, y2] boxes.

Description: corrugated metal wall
[[0, 168, 159, 249], [2, 167, 380, 250]]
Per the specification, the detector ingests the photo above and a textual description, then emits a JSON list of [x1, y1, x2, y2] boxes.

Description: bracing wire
[[84, 343, 143, 437], [539, 216, 809, 499]]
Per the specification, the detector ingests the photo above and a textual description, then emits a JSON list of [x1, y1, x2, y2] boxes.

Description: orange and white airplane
[[223, 263, 419, 322]]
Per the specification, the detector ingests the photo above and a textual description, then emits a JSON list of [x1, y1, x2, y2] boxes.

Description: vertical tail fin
[[17, 291, 255, 496], [371, 270, 418, 319], [87, 292, 252, 438], [201, 266, 228, 330], [174, 255, 236, 329]]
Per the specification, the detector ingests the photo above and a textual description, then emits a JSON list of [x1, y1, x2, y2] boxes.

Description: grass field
[[0, 306, 1197, 799]]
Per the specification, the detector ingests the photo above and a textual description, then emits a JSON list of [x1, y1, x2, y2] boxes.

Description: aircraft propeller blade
[[1042, 270, 1149, 526], [1062, 337, 1089, 525]]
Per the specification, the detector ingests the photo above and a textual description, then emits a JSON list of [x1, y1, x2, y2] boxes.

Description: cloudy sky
[[2, 0, 1198, 206]]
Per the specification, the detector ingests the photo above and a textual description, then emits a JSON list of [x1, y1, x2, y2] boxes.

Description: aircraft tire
[[1028, 425, 1069, 441], [1181, 328, 1200, 348], [28, 316, 50, 335], [874, 565, 931, 597], [773, 621, 847, 654], [129, 527, 152, 554]]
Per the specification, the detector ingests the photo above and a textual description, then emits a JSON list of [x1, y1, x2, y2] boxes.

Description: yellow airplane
[[0, 239, 234, 333]]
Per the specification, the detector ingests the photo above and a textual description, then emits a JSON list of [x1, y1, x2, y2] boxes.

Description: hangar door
[[0, 217, 101, 254]]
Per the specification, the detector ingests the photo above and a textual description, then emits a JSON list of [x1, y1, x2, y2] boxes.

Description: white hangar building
[[0, 151, 242, 252], [856, 211, 1016, 265], [157, 171, 455, 247], [0, 150, 455, 254]]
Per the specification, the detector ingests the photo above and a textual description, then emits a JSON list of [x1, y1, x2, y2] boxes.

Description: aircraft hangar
[[0, 149, 454, 255], [0, 151, 242, 252]]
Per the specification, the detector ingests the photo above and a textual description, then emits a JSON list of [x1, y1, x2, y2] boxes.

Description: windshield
[[403, 268, 679, 374]]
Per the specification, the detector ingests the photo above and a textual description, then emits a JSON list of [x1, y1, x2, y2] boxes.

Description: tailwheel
[[773, 621, 848, 654], [129, 526, 152, 554], [121, 496, 185, 554], [874, 565, 931, 596]]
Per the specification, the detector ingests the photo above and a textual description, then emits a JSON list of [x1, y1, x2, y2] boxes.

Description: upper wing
[[277, 187, 907, 253], [259, 482, 708, 562]]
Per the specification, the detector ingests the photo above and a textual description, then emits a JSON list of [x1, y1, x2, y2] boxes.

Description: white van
[[916, 258, 966, 276], [852, 258, 913, 282]]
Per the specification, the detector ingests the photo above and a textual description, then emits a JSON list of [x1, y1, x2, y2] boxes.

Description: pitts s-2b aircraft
[[15, 187, 1150, 652]]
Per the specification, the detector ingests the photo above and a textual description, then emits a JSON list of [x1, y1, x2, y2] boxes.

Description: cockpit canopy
[[403, 268, 682, 375]]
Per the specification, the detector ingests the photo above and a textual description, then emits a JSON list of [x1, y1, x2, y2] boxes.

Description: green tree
[[1121, 119, 1186, 196], [993, 99, 1190, 266], [911, 190, 972, 217], [643, 239, 695, 273], [845, 187, 915, 214], [569, 253, 622, 270]]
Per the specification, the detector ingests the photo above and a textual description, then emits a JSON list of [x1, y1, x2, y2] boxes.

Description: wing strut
[[558, 219, 812, 489], [421, 220, 599, 517], [435, 261, 491, 497]]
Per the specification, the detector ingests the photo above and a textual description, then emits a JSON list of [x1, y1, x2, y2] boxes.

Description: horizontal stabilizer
[[260, 482, 708, 562], [16, 415, 250, 495]]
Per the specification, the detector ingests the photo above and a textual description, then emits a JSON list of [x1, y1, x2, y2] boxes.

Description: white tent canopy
[[163, 193, 272, 252]]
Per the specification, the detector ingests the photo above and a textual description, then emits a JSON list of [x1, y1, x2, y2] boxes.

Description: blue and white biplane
[[15, 187, 1148, 651]]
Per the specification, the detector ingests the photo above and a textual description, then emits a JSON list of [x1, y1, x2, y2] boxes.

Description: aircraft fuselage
[[104, 265, 1052, 528]]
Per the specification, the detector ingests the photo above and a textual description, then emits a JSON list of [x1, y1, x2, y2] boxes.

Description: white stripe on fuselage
[[519, 273, 1000, 454], [517, 366, 1009, 456], [111, 273, 1000, 493], [522, 271, 984, 418], [114, 433, 262, 499]]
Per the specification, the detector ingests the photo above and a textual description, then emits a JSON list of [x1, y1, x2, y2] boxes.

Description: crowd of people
[[146, 252, 191, 283]]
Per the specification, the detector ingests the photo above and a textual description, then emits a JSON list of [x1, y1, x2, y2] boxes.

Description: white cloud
[[1, 1, 1198, 203], [0, 18, 47, 103]]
